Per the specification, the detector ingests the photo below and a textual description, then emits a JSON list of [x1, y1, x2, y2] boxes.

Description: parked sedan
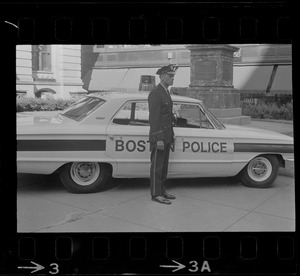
[[17, 93, 294, 193]]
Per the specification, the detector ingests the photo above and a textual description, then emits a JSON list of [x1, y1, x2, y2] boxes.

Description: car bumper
[[279, 157, 294, 177]]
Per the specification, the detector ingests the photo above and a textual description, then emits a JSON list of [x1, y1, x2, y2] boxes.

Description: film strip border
[[1, 1, 296, 275], [1, 2, 293, 43], [3, 233, 296, 274]]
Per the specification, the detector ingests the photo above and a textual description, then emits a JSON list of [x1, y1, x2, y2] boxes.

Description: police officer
[[148, 64, 178, 205]]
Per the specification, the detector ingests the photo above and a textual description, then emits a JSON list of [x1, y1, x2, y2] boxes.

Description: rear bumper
[[279, 157, 294, 177]]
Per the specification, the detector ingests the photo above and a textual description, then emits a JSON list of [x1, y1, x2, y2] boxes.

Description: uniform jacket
[[148, 83, 175, 144]]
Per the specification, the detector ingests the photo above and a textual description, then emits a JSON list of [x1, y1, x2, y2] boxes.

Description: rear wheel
[[59, 162, 112, 193], [239, 155, 279, 188]]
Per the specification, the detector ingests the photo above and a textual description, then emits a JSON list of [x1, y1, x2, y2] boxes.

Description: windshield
[[200, 103, 226, 129], [60, 97, 105, 121]]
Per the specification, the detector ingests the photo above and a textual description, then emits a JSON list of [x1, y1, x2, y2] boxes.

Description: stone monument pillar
[[185, 44, 250, 125]]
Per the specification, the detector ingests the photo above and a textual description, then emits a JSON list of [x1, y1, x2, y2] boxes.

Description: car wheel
[[239, 155, 279, 188], [59, 162, 112, 193]]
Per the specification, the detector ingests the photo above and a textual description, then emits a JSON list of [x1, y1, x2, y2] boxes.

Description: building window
[[32, 45, 52, 72]]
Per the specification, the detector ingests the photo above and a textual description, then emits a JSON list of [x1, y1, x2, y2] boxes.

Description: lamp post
[[168, 52, 173, 64]]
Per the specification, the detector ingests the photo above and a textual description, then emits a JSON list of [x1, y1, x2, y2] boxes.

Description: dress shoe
[[162, 192, 176, 200], [152, 196, 172, 205]]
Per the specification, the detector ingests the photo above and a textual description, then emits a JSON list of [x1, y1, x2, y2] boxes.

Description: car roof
[[87, 92, 203, 104]]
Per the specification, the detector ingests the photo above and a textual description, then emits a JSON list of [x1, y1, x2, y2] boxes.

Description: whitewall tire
[[239, 155, 279, 188], [59, 162, 112, 193]]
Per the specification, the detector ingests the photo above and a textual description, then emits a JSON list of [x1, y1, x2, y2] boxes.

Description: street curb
[[251, 119, 293, 125]]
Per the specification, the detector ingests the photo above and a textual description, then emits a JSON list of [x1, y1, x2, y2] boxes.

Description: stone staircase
[[209, 107, 251, 125]]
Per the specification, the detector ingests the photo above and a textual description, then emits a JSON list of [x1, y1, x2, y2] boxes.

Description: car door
[[105, 100, 151, 178], [168, 102, 234, 178]]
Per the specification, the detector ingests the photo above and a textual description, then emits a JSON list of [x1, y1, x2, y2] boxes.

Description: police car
[[17, 93, 294, 193]]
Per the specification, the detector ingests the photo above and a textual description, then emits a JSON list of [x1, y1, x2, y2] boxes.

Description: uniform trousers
[[150, 143, 171, 197]]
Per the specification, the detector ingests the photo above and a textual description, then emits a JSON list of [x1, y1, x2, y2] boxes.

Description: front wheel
[[59, 162, 112, 193], [239, 155, 279, 188]]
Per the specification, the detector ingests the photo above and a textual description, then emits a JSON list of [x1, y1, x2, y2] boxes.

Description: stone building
[[16, 45, 87, 99], [86, 44, 292, 96], [16, 44, 292, 99]]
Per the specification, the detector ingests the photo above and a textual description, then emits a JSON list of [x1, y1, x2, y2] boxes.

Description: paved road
[[17, 173, 295, 232]]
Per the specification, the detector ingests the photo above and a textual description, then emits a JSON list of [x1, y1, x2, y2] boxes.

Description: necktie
[[166, 89, 172, 102]]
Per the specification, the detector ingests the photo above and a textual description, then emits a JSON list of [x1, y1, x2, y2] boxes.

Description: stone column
[[16, 45, 35, 97], [186, 44, 250, 125]]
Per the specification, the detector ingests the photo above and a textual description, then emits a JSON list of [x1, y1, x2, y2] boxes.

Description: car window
[[60, 97, 105, 122], [113, 101, 149, 126], [200, 103, 226, 129], [199, 107, 214, 129], [173, 103, 214, 129]]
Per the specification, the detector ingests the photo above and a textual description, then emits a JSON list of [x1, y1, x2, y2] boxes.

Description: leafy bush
[[17, 97, 77, 112], [242, 102, 293, 120]]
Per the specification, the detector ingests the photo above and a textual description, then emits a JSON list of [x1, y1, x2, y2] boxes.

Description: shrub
[[242, 102, 293, 121], [17, 97, 77, 112]]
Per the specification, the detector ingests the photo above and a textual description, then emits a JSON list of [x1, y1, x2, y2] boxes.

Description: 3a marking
[[49, 263, 59, 274], [188, 260, 211, 273], [189, 261, 198, 272]]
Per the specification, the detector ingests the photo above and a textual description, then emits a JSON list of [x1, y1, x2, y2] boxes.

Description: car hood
[[225, 124, 293, 144]]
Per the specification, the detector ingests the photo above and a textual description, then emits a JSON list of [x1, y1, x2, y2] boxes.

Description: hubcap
[[70, 162, 100, 186], [247, 157, 272, 182]]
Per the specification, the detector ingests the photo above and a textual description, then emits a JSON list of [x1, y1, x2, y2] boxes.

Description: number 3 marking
[[189, 261, 199, 272], [49, 263, 59, 274]]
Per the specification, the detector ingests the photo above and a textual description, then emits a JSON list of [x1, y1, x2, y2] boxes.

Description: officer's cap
[[156, 64, 178, 75]]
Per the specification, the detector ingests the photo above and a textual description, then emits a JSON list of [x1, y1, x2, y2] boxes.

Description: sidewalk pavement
[[245, 119, 293, 137], [17, 174, 295, 232]]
